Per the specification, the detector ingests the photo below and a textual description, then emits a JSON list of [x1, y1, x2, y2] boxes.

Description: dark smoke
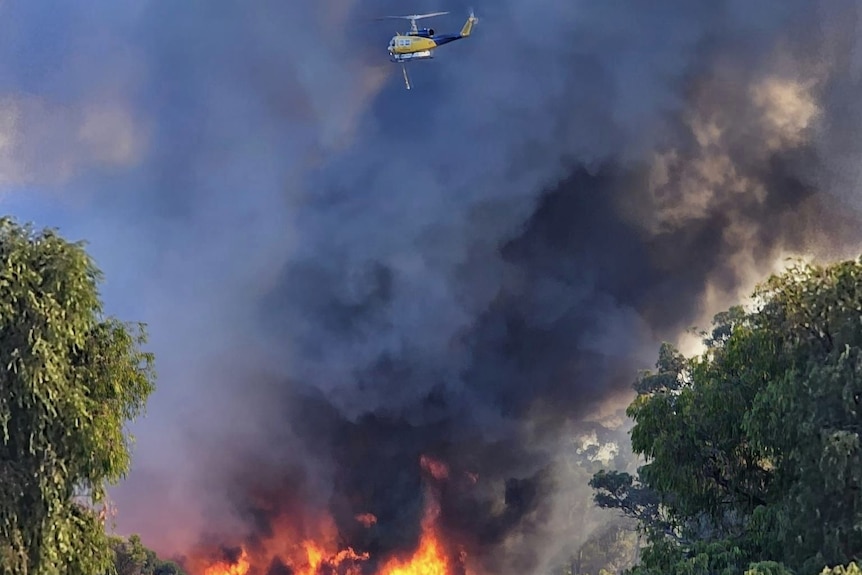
[[246, 155, 858, 573], [2, 0, 862, 574], [212, 1, 862, 571]]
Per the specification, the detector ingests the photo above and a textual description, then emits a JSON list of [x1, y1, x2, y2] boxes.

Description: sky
[[2, 0, 862, 573]]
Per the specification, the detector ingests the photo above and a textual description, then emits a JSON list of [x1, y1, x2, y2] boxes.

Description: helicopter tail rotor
[[460, 8, 478, 37]]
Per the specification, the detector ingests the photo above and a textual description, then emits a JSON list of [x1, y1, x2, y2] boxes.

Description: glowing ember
[[355, 513, 378, 527], [419, 455, 449, 480]]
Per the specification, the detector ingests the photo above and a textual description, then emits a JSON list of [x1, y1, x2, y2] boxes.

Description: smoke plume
[[2, 0, 862, 574]]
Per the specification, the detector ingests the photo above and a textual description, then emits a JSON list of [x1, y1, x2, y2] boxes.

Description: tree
[[0, 218, 155, 574], [568, 519, 640, 575], [591, 257, 862, 575], [112, 535, 150, 575], [588, 470, 667, 541], [742, 260, 862, 571], [108, 534, 187, 575]]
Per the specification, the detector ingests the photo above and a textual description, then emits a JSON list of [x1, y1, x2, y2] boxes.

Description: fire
[[195, 456, 464, 575], [203, 547, 250, 575], [297, 541, 369, 575], [378, 476, 454, 575], [377, 523, 450, 575]]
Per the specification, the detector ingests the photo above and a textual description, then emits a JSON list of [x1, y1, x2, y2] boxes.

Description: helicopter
[[378, 9, 478, 90]]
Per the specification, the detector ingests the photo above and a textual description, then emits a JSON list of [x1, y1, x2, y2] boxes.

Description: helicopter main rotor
[[376, 11, 449, 34]]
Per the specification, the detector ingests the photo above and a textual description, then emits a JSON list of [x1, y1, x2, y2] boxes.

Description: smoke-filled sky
[[3, 0, 862, 573]]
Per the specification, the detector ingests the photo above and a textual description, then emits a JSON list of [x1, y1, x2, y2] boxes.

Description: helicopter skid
[[390, 50, 433, 63]]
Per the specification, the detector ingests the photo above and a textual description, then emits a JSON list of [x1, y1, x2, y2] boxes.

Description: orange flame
[[197, 508, 457, 575], [196, 456, 464, 575], [377, 523, 450, 575], [378, 477, 456, 575], [202, 547, 250, 575], [296, 541, 369, 575]]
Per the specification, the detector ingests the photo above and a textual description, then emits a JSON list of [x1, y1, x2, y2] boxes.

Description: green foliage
[[745, 561, 794, 575], [0, 218, 155, 575], [591, 257, 862, 575], [108, 535, 187, 575], [743, 560, 862, 575], [818, 563, 862, 575], [631, 535, 749, 575], [742, 261, 862, 571]]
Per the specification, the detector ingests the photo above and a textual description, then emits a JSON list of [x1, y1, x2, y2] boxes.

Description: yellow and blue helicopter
[[378, 10, 478, 89]]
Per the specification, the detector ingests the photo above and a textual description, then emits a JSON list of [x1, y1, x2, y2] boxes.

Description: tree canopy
[[0, 218, 155, 574], [108, 534, 187, 575], [591, 257, 862, 574]]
